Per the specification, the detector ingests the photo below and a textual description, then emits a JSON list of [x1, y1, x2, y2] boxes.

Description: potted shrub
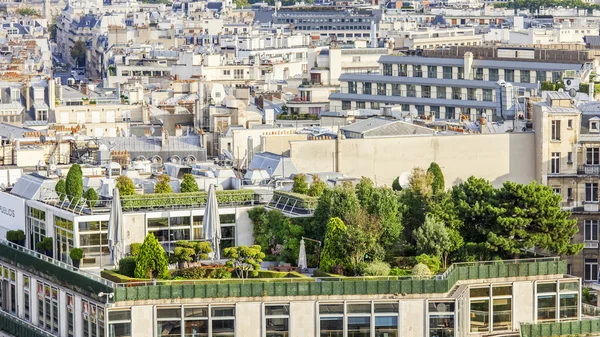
[[69, 248, 84, 268], [6, 230, 16, 244], [13, 230, 25, 246], [36, 237, 53, 258]]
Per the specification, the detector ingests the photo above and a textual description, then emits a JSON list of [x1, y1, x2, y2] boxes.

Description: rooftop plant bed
[[272, 190, 319, 209], [120, 189, 254, 211]]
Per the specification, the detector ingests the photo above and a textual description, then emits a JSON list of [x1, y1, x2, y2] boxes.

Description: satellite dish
[[399, 172, 411, 189], [569, 88, 577, 97], [40, 135, 47, 144]]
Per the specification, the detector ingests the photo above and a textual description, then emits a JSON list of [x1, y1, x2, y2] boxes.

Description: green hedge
[[253, 270, 289, 278], [521, 319, 600, 337], [112, 260, 566, 302], [0, 243, 112, 301], [312, 269, 345, 278], [273, 190, 319, 209], [0, 311, 53, 337], [101, 270, 149, 284], [121, 190, 254, 210]]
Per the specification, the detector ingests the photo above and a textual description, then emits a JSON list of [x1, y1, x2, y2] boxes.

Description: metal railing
[[0, 239, 116, 289], [578, 164, 600, 175], [340, 86, 497, 103]]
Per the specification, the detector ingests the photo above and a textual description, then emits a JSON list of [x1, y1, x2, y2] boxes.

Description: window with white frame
[[82, 299, 105, 337], [469, 285, 513, 333], [23, 275, 30, 321], [428, 301, 455, 337], [37, 282, 59, 334], [551, 120, 561, 140], [264, 304, 289, 336], [318, 301, 399, 337], [585, 220, 598, 241], [551, 152, 560, 174], [108, 309, 132, 337], [585, 259, 598, 282], [536, 280, 579, 322], [67, 294, 74, 337], [587, 148, 600, 165], [586, 183, 598, 202]]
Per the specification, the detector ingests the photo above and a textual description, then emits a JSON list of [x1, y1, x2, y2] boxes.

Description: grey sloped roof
[[342, 117, 435, 137], [100, 136, 207, 162], [585, 36, 600, 46]]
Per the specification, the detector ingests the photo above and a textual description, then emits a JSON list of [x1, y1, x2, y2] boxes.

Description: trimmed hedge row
[[121, 189, 254, 210], [0, 311, 54, 337], [521, 319, 600, 337], [101, 270, 149, 284], [273, 190, 319, 209]]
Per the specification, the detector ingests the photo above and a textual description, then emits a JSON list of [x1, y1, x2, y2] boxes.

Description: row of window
[[340, 101, 491, 120], [347, 82, 495, 102], [382, 64, 562, 83]]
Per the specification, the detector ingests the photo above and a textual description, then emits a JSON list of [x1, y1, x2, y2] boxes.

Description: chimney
[[370, 21, 377, 48], [247, 136, 254, 163]]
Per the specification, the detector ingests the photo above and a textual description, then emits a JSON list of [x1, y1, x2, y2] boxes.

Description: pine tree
[[134, 233, 169, 279], [84, 188, 98, 208], [308, 175, 326, 197]]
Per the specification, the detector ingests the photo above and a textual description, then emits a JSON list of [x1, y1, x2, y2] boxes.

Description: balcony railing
[[578, 164, 600, 175], [337, 87, 497, 103], [585, 241, 599, 249]]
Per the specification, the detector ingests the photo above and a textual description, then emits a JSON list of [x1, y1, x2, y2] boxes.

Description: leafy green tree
[[427, 162, 445, 194], [398, 168, 434, 245], [154, 174, 173, 194], [392, 177, 402, 191], [491, 181, 583, 257], [413, 214, 452, 268], [311, 185, 359, 242], [355, 177, 375, 205], [65, 164, 83, 204], [17, 8, 39, 16], [292, 173, 309, 194], [180, 174, 200, 193], [319, 217, 348, 272], [364, 187, 403, 249], [415, 254, 441, 274], [116, 175, 135, 196], [134, 233, 169, 279], [55, 179, 66, 201], [84, 188, 98, 208], [70, 40, 86, 67], [308, 175, 326, 197], [362, 261, 391, 276], [129, 243, 142, 256], [343, 208, 381, 274], [224, 245, 265, 279], [249, 207, 303, 263], [235, 0, 250, 7]]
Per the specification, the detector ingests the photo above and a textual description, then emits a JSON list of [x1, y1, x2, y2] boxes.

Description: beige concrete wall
[[236, 302, 261, 337], [131, 305, 154, 337], [290, 301, 316, 337], [401, 300, 426, 337], [513, 281, 535, 329], [236, 207, 254, 247], [290, 133, 536, 188]]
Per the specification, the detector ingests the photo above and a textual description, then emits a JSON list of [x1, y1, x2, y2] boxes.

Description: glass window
[[483, 89, 493, 102], [560, 293, 578, 320], [585, 220, 598, 241], [347, 316, 370, 337], [536, 71, 547, 82], [320, 317, 343, 337], [362, 82, 372, 95], [470, 287, 490, 298], [551, 152, 560, 174], [429, 301, 455, 337], [489, 69, 499, 81], [537, 295, 557, 321], [422, 86, 431, 99], [377, 83, 386, 96], [392, 84, 401, 96], [407, 85, 416, 97], [398, 64, 407, 77], [428, 66, 437, 79], [437, 87, 446, 99], [538, 283, 557, 293], [586, 183, 598, 202], [585, 259, 598, 282], [492, 298, 512, 331], [342, 101, 351, 110], [374, 303, 398, 313], [452, 87, 462, 100], [587, 148, 599, 165], [375, 316, 398, 337], [347, 303, 371, 314], [520, 70, 531, 83], [504, 69, 514, 82], [443, 66, 452, 79], [470, 299, 489, 332], [348, 82, 357, 94], [414, 65, 422, 77], [551, 120, 561, 140]]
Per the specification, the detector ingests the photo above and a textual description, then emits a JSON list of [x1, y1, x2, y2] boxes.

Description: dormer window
[[591, 121, 599, 133]]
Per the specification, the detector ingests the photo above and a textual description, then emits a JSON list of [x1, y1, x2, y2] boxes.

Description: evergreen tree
[[343, 208, 381, 274], [292, 173, 309, 194], [65, 164, 83, 204], [427, 162, 445, 194], [55, 179, 66, 201], [311, 186, 360, 242], [355, 177, 375, 206], [180, 174, 200, 193], [84, 188, 98, 208], [413, 214, 452, 268], [134, 233, 169, 279], [392, 177, 402, 191], [116, 175, 135, 196], [224, 245, 265, 279], [154, 174, 173, 194], [319, 217, 348, 272]]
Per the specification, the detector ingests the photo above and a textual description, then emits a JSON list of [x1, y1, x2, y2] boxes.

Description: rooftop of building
[[342, 117, 436, 137]]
